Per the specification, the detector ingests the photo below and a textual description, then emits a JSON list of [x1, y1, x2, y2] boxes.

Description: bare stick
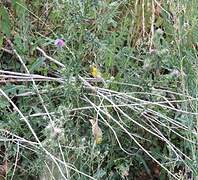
[[10, 141, 20, 180], [0, 47, 13, 54], [36, 47, 65, 68]]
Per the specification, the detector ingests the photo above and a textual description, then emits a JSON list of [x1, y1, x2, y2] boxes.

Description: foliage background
[[0, 0, 198, 179]]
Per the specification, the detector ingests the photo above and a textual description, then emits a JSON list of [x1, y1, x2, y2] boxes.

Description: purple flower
[[54, 39, 65, 47]]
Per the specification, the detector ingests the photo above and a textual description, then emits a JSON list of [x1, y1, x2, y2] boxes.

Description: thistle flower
[[54, 39, 65, 47]]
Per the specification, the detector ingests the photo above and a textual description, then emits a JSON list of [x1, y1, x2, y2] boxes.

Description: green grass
[[0, 0, 198, 179]]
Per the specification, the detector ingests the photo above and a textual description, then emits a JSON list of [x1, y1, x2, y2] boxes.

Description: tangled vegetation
[[0, 0, 198, 179]]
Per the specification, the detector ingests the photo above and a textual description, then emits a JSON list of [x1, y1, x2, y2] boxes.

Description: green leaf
[[29, 57, 45, 73], [0, 34, 3, 48], [12, 0, 26, 17], [3, 84, 26, 95], [0, 97, 9, 109], [93, 169, 106, 178], [0, 5, 11, 37]]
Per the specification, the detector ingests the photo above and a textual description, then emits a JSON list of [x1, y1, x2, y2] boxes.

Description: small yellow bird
[[89, 119, 102, 144], [91, 66, 102, 78]]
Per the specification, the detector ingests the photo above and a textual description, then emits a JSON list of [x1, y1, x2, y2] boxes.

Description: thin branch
[[11, 141, 20, 180], [36, 47, 65, 68]]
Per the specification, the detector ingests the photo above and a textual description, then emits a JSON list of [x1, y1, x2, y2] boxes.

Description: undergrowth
[[0, 0, 198, 180]]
